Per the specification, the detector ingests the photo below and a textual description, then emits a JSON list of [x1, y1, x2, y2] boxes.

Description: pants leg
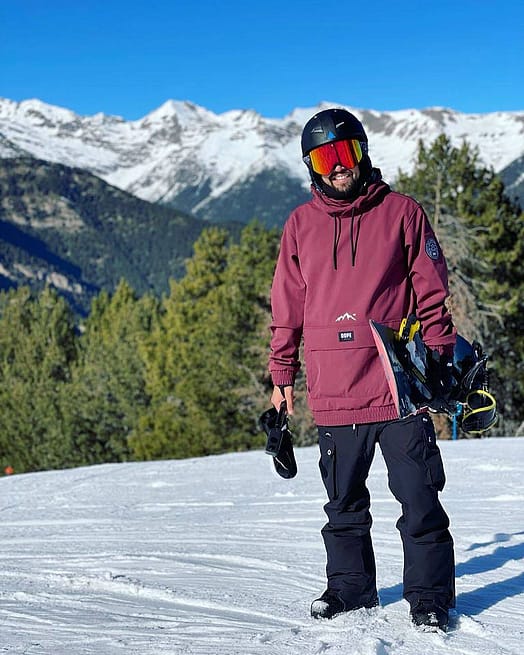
[[317, 424, 379, 607], [378, 413, 455, 608]]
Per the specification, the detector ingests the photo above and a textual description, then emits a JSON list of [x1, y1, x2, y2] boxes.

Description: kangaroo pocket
[[304, 324, 392, 411]]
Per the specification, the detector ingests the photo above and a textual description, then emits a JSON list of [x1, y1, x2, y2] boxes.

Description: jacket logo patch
[[336, 312, 357, 322], [338, 331, 354, 342], [425, 237, 440, 260]]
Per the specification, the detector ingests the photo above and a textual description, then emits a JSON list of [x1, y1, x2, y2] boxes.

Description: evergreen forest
[[1, 137, 523, 474]]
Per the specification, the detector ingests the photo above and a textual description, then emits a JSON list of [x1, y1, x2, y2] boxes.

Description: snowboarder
[[268, 108, 455, 631]]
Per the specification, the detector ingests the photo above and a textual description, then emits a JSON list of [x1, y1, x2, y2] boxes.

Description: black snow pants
[[317, 413, 455, 609]]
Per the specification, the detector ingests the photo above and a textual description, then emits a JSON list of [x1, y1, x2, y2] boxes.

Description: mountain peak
[[140, 99, 220, 127], [0, 97, 522, 223]]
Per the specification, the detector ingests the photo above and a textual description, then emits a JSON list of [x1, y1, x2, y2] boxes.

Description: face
[[321, 163, 361, 195]]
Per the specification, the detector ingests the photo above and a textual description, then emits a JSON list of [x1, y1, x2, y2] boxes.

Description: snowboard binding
[[370, 315, 497, 434]]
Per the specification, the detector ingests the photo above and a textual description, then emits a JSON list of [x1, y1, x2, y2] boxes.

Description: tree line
[[0, 137, 522, 474]]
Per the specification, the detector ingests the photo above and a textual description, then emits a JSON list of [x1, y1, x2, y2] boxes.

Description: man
[[268, 108, 456, 631]]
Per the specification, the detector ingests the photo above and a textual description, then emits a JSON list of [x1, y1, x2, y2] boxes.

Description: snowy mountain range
[[1, 97, 523, 225]]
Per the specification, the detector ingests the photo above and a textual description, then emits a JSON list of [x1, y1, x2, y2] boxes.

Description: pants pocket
[[420, 415, 446, 491], [318, 429, 338, 500]]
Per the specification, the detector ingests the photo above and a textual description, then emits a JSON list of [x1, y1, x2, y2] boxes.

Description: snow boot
[[410, 600, 449, 632], [311, 589, 378, 619]]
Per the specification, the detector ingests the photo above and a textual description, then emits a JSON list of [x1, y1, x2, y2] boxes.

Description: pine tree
[[396, 135, 524, 433], [0, 286, 78, 473], [61, 280, 157, 465], [131, 227, 231, 459], [130, 223, 282, 460]]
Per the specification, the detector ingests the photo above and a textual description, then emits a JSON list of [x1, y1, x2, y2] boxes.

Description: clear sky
[[1, 0, 523, 120]]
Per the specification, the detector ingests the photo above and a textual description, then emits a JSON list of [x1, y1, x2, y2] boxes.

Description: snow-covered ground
[[1, 437, 522, 655]]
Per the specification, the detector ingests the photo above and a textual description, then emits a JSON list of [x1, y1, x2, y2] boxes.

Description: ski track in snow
[[0, 438, 523, 654]]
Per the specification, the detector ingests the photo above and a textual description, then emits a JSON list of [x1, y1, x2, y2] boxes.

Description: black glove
[[259, 403, 297, 479]]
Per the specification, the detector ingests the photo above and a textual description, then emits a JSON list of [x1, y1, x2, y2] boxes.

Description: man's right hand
[[271, 385, 295, 415]]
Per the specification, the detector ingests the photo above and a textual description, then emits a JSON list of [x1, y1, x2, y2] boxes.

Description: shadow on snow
[[378, 531, 524, 616]]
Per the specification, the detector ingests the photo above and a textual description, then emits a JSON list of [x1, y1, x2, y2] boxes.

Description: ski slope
[[1, 437, 523, 654]]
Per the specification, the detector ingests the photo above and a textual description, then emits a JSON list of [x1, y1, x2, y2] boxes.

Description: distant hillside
[[0, 158, 235, 312], [499, 155, 524, 209]]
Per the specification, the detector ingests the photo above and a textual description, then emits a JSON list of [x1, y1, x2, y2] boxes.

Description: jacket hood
[[309, 169, 391, 269], [310, 168, 390, 215]]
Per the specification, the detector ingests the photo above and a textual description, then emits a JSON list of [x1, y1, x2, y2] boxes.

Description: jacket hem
[[313, 404, 400, 426], [270, 370, 296, 386]]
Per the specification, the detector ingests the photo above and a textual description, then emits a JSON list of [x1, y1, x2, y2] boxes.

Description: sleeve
[[404, 203, 456, 356], [268, 215, 306, 386]]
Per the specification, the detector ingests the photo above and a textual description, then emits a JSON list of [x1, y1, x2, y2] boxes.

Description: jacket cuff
[[271, 371, 296, 387]]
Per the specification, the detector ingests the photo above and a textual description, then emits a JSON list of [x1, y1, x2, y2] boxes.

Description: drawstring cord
[[331, 209, 360, 269], [350, 208, 360, 267], [332, 213, 342, 270]]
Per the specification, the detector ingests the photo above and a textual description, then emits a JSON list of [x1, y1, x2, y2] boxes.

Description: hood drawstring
[[331, 209, 360, 270], [350, 208, 360, 267], [332, 213, 342, 270]]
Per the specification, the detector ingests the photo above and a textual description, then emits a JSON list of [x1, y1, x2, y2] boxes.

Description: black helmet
[[301, 108, 371, 199], [301, 108, 368, 157]]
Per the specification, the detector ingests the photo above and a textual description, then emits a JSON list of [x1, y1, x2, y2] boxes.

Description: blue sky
[[1, 0, 523, 119]]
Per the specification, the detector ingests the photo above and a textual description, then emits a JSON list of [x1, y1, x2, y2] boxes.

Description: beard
[[318, 172, 362, 200], [314, 155, 372, 200]]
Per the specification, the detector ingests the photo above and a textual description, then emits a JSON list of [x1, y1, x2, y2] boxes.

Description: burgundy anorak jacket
[[269, 174, 456, 426]]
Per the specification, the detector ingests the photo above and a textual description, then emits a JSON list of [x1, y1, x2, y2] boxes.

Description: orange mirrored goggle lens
[[307, 139, 363, 175]]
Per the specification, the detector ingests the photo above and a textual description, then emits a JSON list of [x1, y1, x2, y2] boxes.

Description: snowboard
[[369, 316, 497, 433], [369, 317, 434, 419]]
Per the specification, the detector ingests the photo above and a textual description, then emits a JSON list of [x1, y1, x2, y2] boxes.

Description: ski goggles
[[305, 139, 364, 175]]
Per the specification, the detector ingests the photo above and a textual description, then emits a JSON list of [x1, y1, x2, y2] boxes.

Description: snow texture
[[0, 437, 523, 654]]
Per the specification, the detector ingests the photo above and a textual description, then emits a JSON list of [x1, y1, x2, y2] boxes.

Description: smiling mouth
[[330, 169, 352, 181]]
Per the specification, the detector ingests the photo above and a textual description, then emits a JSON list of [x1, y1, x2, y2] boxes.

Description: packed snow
[[1, 437, 523, 654]]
